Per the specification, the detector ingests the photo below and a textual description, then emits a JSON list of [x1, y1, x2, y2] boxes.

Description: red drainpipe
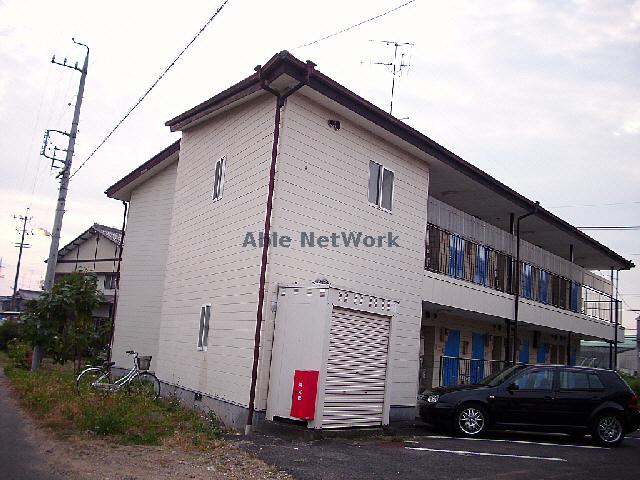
[[107, 200, 128, 362], [245, 61, 314, 434]]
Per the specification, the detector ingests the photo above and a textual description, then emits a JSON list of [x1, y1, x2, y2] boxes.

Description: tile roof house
[[54, 223, 123, 320]]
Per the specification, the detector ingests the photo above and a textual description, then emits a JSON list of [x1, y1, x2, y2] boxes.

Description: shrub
[[0, 320, 21, 350], [21, 270, 107, 372], [6, 339, 31, 369], [620, 372, 640, 396]]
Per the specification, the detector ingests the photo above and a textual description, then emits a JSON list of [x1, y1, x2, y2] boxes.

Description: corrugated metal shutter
[[322, 307, 390, 428]]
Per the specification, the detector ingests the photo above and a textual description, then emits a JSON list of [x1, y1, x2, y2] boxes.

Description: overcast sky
[[1, 0, 638, 327]]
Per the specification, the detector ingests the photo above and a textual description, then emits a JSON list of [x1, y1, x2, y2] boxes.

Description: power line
[[292, 0, 416, 50], [577, 226, 640, 231], [70, 0, 231, 179], [551, 200, 640, 209]]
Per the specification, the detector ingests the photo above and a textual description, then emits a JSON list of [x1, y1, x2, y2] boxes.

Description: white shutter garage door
[[322, 307, 391, 428]]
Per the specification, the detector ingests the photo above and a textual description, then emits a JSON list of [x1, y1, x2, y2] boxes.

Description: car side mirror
[[507, 383, 519, 392]]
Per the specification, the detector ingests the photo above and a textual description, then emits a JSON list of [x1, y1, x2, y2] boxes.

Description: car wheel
[[454, 404, 488, 437], [592, 413, 625, 447]]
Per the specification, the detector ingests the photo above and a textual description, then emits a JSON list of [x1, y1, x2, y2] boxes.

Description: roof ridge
[[93, 223, 121, 232]]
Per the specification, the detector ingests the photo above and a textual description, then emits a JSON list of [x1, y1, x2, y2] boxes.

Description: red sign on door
[[290, 370, 319, 420]]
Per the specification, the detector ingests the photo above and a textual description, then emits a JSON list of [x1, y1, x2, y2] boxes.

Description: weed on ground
[[3, 362, 223, 448]]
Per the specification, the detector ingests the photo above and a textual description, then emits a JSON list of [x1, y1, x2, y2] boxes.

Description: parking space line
[[405, 446, 567, 462], [411, 435, 605, 449]]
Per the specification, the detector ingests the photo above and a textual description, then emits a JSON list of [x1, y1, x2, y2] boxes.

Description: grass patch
[[3, 362, 223, 448]]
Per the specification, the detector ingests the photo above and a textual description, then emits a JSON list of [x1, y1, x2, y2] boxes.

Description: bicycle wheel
[[76, 367, 111, 396], [128, 372, 161, 400]]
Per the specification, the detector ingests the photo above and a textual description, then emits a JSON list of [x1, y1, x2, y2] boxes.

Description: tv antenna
[[368, 40, 414, 116]]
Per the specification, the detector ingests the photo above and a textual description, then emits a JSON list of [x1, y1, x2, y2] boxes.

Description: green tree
[[22, 270, 107, 373]]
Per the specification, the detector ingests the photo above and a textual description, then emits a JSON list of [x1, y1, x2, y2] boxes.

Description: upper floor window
[[104, 273, 117, 290], [368, 161, 394, 211], [212, 156, 226, 202]]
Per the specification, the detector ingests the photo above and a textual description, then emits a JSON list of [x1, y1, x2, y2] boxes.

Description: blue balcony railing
[[439, 355, 509, 386], [425, 223, 616, 324]]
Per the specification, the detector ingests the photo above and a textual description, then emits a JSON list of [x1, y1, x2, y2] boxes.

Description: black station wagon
[[418, 364, 640, 446]]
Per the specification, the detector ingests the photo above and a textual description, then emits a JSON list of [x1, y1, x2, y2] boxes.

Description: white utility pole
[[32, 39, 89, 371]]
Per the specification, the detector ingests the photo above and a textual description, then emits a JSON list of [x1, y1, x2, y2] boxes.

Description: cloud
[[618, 119, 640, 135], [0, 0, 638, 325]]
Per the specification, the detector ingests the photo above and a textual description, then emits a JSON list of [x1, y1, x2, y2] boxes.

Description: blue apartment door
[[470, 333, 485, 383], [519, 340, 530, 364], [443, 329, 460, 386], [537, 343, 548, 363]]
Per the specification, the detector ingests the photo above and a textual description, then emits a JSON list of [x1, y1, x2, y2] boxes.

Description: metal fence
[[426, 224, 512, 294], [425, 223, 617, 323], [439, 355, 509, 386]]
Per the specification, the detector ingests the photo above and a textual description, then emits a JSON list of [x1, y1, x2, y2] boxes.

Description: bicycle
[[76, 350, 161, 400]]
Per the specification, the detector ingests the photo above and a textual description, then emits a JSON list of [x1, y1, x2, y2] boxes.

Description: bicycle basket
[[136, 355, 152, 371]]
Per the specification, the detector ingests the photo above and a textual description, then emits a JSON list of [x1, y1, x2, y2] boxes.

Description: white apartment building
[[106, 51, 631, 430]]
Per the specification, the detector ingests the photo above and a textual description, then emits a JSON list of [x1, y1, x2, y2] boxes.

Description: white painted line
[[405, 446, 566, 462], [421, 435, 605, 449]]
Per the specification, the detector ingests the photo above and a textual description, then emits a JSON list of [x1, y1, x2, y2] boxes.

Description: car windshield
[[478, 365, 527, 387]]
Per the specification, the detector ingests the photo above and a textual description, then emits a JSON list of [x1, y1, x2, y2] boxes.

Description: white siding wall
[[256, 94, 430, 409], [155, 94, 275, 407], [111, 162, 178, 371]]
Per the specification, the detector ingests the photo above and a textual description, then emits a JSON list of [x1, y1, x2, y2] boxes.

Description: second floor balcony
[[423, 221, 622, 341]]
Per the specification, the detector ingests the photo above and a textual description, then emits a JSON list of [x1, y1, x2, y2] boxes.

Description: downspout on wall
[[245, 61, 315, 434], [107, 200, 128, 362], [512, 201, 539, 365]]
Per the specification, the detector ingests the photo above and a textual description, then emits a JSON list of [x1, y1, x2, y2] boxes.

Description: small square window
[[212, 157, 226, 201], [367, 160, 394, 211]]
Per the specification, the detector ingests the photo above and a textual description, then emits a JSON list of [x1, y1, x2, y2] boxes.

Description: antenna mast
[[369, 40, 414, 115]]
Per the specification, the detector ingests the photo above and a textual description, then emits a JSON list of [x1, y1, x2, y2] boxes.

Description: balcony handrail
[[438, 355, 509, 387], [425, 223, 619, 324]]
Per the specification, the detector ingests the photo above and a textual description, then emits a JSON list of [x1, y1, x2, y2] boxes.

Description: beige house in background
[[105, 51, 632, 431], [54, 223, 123, 321]]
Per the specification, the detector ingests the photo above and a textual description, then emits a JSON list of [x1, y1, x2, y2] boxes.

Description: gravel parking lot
[[237, 422, 640, 480]]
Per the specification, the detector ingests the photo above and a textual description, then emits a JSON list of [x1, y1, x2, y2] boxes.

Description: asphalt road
[[240, 424, 640, 480], [0, 370, 60, 480]]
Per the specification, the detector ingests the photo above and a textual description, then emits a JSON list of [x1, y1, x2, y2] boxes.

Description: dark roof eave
[[164, 51, 633, 271], [105, 140, 180, 198], [165, 51, 291, 130]]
